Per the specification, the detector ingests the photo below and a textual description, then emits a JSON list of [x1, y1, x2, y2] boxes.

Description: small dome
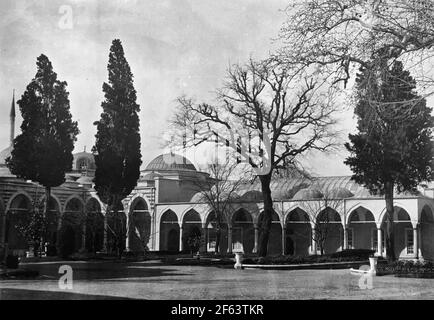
[[292, 188, 323, 200], [0, 146, 12, 166], [329, 188, 354, 199], [190, 192, 204, 203], [239, 190, 263, 202], [73, 151, 95, 171], [145, 153, 196, 172], [76, 176, 93, 185]]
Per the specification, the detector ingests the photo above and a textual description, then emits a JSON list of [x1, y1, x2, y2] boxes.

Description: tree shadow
[[0, 288, 133, 300], [19, 261, 189, 281]]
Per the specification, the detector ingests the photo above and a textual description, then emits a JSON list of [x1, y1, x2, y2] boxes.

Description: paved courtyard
[[0, 260, 434, 299]]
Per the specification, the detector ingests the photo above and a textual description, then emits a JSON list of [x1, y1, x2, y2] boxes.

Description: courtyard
[[0, 260, 434, 300]]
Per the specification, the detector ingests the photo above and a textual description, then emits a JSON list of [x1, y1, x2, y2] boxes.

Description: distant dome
[[0, 146, 12, 166], [329, 188, 354, 199], [145, 153, 196, 172], [292, 188, 323, 200], [190, 192, 204, 203], [73, 151, 95, 171]]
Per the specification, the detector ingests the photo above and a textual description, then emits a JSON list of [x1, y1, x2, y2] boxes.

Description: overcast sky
[[0, 0, 356, 176]]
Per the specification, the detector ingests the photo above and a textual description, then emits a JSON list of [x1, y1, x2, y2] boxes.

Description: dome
[[0, 146, 12, 166], [73, 151, 95, 171], [145, 153, 196, 172], [292, 188, 323, 200], [190, 192, 204, 203], [328, 188, 354, 199]]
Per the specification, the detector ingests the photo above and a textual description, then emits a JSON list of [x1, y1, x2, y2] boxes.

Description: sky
[[0, 0, 356, 176]]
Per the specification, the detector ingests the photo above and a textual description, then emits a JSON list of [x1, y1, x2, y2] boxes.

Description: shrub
[[6, 255, 19, 269]]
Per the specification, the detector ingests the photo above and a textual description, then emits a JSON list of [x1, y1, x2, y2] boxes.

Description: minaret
[[10, 89, 15, 146]]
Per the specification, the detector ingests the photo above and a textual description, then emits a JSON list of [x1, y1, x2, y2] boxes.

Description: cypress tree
[[6, 54, 79, 253], [93, 39, 142, 256], [345, 60, 434, 261]]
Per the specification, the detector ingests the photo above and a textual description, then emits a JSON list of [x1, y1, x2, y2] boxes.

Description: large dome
[[145, 153, 196, 172]]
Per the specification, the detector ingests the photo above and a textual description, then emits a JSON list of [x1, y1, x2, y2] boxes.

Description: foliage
[[345, 60, 434, 261], [279, 0, 434, 88], [6, 54, 79, 193], [345, 60, 434, 194], [93, 39, 142, 208], [93, 39, 142, 257]]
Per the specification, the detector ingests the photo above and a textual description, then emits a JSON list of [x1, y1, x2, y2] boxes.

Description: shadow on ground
[[0, 288, 133, 300], [16, 261, 188, 281]]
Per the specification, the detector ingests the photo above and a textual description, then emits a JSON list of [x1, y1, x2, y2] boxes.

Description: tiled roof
[[145, 153, 196, 172]]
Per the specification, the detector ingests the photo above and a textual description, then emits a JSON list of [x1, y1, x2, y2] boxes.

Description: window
[[347, 228, 354, 249], [406, 228, 414, 255]]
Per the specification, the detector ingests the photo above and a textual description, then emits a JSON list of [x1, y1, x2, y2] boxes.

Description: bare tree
[[300, 191, 344, 256], [170, 58, 338, 257], [192, 160, 247, 254], [279, 0, 434, 88]]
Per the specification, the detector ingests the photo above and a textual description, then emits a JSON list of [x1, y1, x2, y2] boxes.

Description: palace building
[[1, 96, 434, 261]]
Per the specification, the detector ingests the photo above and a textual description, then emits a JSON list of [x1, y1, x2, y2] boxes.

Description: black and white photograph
[[2, 0, 434, 306]]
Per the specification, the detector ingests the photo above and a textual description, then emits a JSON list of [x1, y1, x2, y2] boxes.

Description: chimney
[[10, 89, 15, 147]]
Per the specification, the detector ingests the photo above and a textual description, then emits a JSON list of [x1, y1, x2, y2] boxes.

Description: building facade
[[1, 98, 434, 260]]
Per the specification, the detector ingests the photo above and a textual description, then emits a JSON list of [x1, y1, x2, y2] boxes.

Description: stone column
[[413, 226, 419, 259], [377, 227, 383, 257], [81, 224, 86, 252], [125, 212, 130, 252], [311, 227, 317, 255], [201, 223, 207, 253], [252, 225, 259, 253], [179, 226, 183, 252], [418, 224, 423, 260], [281, 226, 286, 255], [1, 212, 6, 245], [227, 227, 233, 253], [102, 214, 108, 253], [343, 227, 348, 250]]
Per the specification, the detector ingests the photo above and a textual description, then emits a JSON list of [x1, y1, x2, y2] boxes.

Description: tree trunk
[[384, 182, 396, 262], [41, 186, 51, 257], [215, 227, 221, 254], [258, 173, 273, 257]]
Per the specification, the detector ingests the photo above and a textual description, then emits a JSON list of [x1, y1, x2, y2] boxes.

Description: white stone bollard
[[234, 252, 244, 269], [369, 257, 378, 276]]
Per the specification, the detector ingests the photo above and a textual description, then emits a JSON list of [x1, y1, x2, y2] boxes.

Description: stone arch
[[285, 207, 312, 256], [231, 208, 254, 253], [85, 197, 104, 253], [38, 195, 61, 256], [380, 206, 413, 259], [6, 193, 33, 255], [6, 191, 33, 212], [257, 210, 282, 255], [60, 197, 85, 256], [205, 210, 228, 253], [0, 197, 4, 247], [316, 208, 343, 255], [105, 200, 126, 255], [347, 206, 377, 251], [128, 197, 151, 253], [420, 205, 434, 260], [159, 209, 179, 252], [181, 209, 202, 253]]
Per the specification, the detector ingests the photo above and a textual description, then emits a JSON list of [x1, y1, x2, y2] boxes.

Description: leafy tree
[[93, 39, 142, 257], [6, 54, 79, 240], [345, 60, 434, 261]]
